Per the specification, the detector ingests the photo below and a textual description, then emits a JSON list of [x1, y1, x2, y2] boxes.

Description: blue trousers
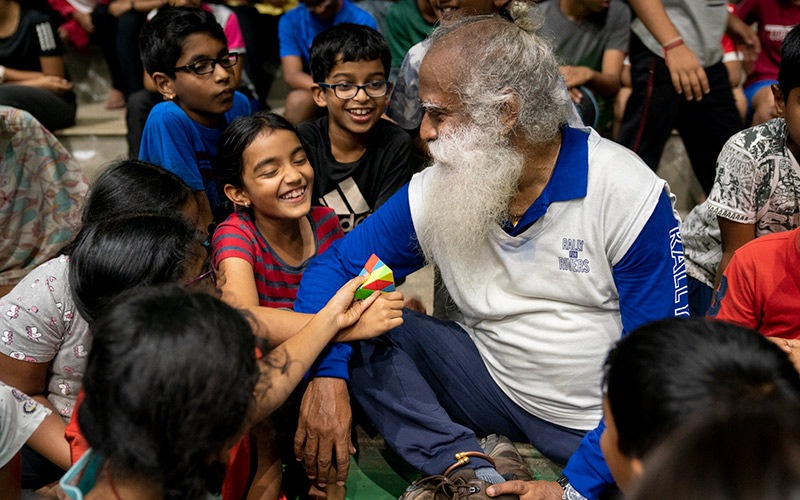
[[350, 310, 587, 475]]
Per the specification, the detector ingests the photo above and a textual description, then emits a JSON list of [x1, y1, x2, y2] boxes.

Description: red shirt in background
[[708, 227, 800, 338], [737, 0, 800, 88]]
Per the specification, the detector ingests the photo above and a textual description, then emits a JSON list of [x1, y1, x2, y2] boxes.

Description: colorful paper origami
[[354, 254, 395, 300]]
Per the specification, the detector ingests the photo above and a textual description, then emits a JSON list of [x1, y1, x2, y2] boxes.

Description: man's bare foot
[[105, 89, 125, 110]]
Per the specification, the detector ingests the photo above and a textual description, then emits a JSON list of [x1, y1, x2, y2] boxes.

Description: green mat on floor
[[289, 437, 563, 499]]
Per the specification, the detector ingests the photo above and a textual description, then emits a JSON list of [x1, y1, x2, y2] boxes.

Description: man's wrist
[[557, 476, 590, 500]]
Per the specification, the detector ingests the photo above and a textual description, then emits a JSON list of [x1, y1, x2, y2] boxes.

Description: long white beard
[[417, 124, 525, 277]]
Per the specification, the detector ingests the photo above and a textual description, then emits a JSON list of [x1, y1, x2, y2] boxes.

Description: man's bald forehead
[[427, 15, 510, 59]]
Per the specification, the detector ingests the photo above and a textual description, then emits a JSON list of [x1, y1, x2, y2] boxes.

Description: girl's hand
[[333, 291, 404, 342], [320, 276, 378, 330]]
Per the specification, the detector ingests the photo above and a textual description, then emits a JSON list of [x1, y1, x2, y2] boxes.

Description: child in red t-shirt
[[708, 227, 800, 340], [737, 0, 800, 125]]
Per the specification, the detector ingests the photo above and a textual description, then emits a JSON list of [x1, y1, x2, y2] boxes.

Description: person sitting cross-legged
[[290, 2, 689, 496]]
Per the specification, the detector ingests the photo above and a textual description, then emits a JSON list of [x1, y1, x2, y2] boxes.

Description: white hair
[[427, 0, 572, 143]]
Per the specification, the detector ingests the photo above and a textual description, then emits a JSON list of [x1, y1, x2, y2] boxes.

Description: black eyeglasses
[[174, 53, 239, 76], [317, 81, 391, 99], [184, 259, 217, 288]]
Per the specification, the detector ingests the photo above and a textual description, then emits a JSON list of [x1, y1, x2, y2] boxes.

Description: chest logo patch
[[559, 238, 590, 273]]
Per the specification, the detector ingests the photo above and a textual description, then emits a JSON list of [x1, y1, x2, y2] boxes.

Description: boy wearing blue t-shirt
[[138, 6, 252, 225], [279, 0, 376, 124]]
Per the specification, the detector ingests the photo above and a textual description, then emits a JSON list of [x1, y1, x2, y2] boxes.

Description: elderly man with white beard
[[292, 2, 689, 499]]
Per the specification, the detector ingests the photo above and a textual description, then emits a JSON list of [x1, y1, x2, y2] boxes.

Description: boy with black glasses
[[138, 6, 252, 224], [301, 23, 413, 233]]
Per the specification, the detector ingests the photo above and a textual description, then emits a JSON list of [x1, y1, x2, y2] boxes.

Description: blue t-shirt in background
[[138, 92, 251, 218], [278, 0, 377, 72]]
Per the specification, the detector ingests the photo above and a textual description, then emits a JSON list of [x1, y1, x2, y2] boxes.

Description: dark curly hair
[[605, 317, 800, 460], [309, 23, 391, 82], [60, 160, 194, 256], [139, 6, 227, 78], [68, 214, 206, 324], [215, 111, 300, 214], [79, 284, 258, 500]]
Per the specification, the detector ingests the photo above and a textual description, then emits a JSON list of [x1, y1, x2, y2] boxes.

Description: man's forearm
[[587, 70, 621, 97], [283, 70, 315, 91], [629, 0, 682, 46]]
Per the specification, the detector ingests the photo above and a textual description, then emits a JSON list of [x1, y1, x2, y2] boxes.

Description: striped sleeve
[[311, 207, 344, 253], [212, 217, 256, 267], [257, 259, 303, 308]]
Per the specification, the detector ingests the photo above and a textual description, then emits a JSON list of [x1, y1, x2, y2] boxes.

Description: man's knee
[[284, 89, 318, 125]]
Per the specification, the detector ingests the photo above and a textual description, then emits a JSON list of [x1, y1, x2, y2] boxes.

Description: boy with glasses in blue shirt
[[300, 23, 413, 233], [138, 6, 252, 226]]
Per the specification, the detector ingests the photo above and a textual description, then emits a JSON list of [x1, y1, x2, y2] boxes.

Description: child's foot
[[105, 89, 125, 110]]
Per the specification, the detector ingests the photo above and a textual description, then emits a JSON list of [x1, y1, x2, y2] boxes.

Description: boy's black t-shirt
[[298, 116, 414, 233], [0, 9, 65, 72]]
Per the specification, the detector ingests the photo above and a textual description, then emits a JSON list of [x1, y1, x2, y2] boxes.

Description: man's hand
[[295, 377, 354, 489], [767, 337, 800, 374], [560, 65, 594, 89], [663, 44, 709, 101], [487, 480, 563, 499]]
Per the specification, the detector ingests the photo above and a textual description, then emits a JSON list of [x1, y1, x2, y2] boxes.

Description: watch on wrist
[[557, 476, 589, 500]]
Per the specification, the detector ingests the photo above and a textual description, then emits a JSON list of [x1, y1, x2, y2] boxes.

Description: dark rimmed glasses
[[184, 259, 217, 288], [174, 53, 239, 76], [317, 81, 391, 99]]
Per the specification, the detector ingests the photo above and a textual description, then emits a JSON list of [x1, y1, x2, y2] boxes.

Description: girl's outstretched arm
[[246, 277, 403, 423]]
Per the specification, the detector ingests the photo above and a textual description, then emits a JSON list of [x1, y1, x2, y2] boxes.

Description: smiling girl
[[213, 111, 343, 319], [212, 110, 403, 499]]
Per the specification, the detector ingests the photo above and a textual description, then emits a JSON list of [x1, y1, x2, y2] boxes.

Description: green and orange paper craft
[[354, 254, 395, 300]]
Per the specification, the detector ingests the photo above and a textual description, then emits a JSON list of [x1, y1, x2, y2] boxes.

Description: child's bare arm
[[246, 276, 386, 423], [713, 217, 756, 290], [217, 257, 314, 346], [628, 0, 708, 101], [561, 49, 626, 97], [0, 357, 70, 469]]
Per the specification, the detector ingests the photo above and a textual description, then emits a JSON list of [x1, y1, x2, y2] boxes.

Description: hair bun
[[506, 0, 544, 33]]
